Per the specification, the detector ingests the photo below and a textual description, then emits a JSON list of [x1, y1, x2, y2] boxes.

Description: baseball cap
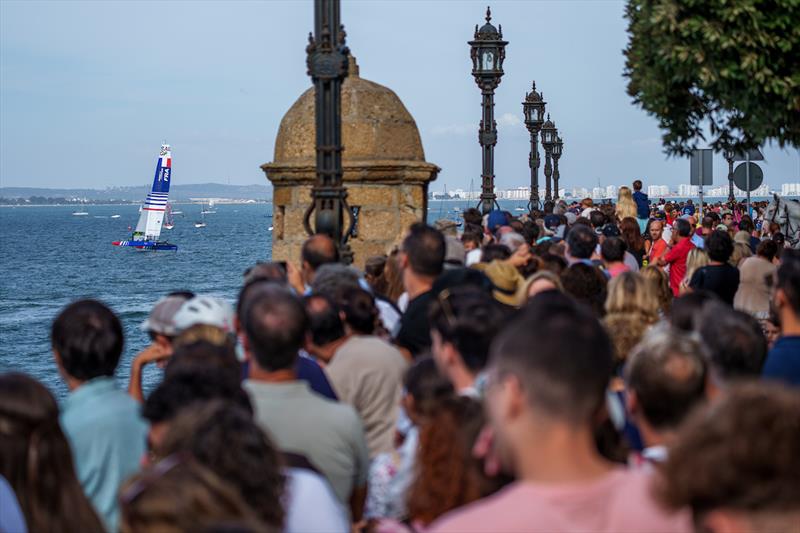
[[141, 295, 190, 337], [173, 296, 235, 334]]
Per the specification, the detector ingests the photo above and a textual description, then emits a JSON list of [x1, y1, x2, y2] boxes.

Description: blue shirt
[[632, 191, 649, 219], [60, 377, 147, 532], [762, 336, 800, 387], [682, 204, 696, 216], [0, 475, 26, 533]]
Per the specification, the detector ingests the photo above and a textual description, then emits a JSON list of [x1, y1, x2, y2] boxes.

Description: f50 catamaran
[[113, 144, 178, 251]]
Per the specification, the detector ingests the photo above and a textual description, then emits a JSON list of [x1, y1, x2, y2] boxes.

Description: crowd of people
[[1, 178, 799, 533]]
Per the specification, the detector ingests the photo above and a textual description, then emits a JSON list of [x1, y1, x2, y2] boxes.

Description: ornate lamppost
[[552, 135, 563, 200], [303, 0, 355, 264], [469, 6, 507, 214], [522, 82, 546, 212], [540, 114, 556, 202], [724, 150, 735, 203]]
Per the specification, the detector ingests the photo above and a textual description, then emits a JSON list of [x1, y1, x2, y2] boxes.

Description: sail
[[133, 144, 172, 241]]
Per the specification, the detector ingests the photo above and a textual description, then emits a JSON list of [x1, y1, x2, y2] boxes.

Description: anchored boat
[[113, 143, 178, 251]]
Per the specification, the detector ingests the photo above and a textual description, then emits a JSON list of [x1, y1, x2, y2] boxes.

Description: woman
[[640, 265, 672, 318], [620, 217, 646, 267], [518, 270, 563, 304], [734, 240, 778, 318], [603, 273, 659, 370], [0, 373, 104, 533], [615, 186, 638, 223], [679, 248, 710, 295]]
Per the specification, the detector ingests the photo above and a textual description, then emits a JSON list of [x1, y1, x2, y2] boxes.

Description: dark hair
[[521, 221, 540, 245], [142, 369, 252, 424], [706, 230, 734, 262], [625, 329, 707, 430], [589, 211, 607, 229], [539, 253, 567, 275], [756, 239, 778, 262], [338, 287, 378, 335], [404, 356, 455, 420], [674, 218, 692, 238], [158, 401, 285, 528], [168, 290, 196, 299], [402, 223, 446, 277], [491, 292, 613, 424], [776, 256, 800, 315], [244, 288, 308, 372], [633, 180, 643, 191], [698, 303, 767, 381], [304, 294, 346, 346], [429, 288, 506, 372], [462, 208, 483, 226], [738, 218, 754, 233], [561, 263, 608, 318], [701, 216, 715, 229], [0, 374, 104, 533], [566, 224, 598, 259], [481, 243, 511, 263], [364, 255, 388, 297], [301, 234, 339, 271], [242, 262, 288, 285], [51, 299, 123, 381], [601, 237, 627, 263], [620, 217, 644, 253], [461, 230, 482, 249], [670, 291, 718, 331]]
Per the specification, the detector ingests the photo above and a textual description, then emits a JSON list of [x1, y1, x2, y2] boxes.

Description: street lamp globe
[[552, 135, 563, 157], [541, 114, 556, 147], [522, 82, 546, 130], [469, 6, 507, 90]]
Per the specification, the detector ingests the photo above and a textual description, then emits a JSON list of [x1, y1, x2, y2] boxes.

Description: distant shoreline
[[0, 201, 273, 208]]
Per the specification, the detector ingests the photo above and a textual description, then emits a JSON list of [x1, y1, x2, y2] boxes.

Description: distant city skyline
[[1, 1, 798, 190]]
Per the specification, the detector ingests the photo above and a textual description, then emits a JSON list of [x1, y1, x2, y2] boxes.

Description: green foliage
[[624, 0, 800, 156]]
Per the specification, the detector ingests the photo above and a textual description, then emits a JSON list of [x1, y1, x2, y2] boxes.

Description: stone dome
[[272, 57, 426, 164]]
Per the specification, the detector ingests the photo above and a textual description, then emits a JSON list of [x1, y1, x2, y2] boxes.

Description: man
[[647, 219, 668, 264], [287, 233, 338, 295], [625, 327, 708, 465], [428, 287, 506, 396], [657, 218, 695, 296], [393, 223, 446, 359], [431, 293, 689, 532], [52, 300, 147, 531], [304, 291, 407, 457], [660, 384, 800, 533], [762, 257, 800, 386], [720, 210, 735, 231], [632, 179, 650, 233], [681, 199, 696, 217], [241, 285, 369, 517], [565, 223, 599, 266]]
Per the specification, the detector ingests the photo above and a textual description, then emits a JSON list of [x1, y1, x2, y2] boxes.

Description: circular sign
[[732, 162, 764, 192]]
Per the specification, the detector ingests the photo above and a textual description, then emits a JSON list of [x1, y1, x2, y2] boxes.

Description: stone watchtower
[[262, 57, 440, 269]]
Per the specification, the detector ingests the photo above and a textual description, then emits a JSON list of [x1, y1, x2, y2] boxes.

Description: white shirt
[[283, 467, 349, 532]]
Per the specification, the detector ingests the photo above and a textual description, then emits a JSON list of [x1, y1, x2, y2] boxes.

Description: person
[[393, 223, 446, 359], [645, 219, 668, 264], [129, 292, 193, 402], [762, 257, 800, 387], [625, 328, 708, 465], [689, 230, 740, 305], [681, 199, 696, 216], [287, 233, 339, 295], [615, 186, 638, 223], [155, 400, 349, 533], [561, 262, 608, 318], [430, 292, 689, 532], [657, 218, 695, 296], [518, 270, 563, 303], [429, 287, 506, 396], [679, 248, 709, 295], [304, 291, 407, 457], [0, 373, 104, 533], [240, 284, 369, 516], [119, 457, 264, 533], [640, 265, 672, 317], [601, 237, 630, 278], [620, 217, 645, 267], [603, 272, 659, 369], [737, 217, 761, 253], [565, 223, 599, 265], [698, 302, 768, 395], [632, 179, 650, 233], [659, 384, 800, 533], [404, 396, 505, 528], [734, 239, 778, 317], [721, 210, 735, 230], [51, 299, 147, 531]]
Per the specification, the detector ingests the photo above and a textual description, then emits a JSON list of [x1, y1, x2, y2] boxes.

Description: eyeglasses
[[119, 453, 185, 505]]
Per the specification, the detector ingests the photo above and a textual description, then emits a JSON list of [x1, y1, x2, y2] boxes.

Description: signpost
[[690, 149, 713, 220], [731, 148, 765, 217]]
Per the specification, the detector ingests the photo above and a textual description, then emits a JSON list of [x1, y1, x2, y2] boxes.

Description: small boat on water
[[194, 208, 207, 228], [112, 143, 178, 251], [110, 214, 121, 219], [72, 210, 89, 216]]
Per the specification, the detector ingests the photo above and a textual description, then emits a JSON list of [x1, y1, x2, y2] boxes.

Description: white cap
[[172, 296, 235, 334]]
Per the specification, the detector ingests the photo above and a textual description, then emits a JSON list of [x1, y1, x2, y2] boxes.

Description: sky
[[1, 0, 798, 191]]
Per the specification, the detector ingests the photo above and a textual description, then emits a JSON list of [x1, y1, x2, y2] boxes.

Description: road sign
[[690, 149, 713, 186], [731, 148, 764, 162], [733, 162, 764, 191]]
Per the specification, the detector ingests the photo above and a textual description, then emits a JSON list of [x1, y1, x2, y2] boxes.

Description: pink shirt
[[430, 468, 690, 533]]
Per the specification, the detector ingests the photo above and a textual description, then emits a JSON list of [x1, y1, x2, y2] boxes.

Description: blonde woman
[[615, 186, 638, 222], [640, 265, 672, 317], [679, 248, 709, 295], [603, 272, 659, 370], [517, 270, 564, 305]]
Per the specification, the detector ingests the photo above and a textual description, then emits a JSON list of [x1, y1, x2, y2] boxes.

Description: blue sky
[[1, 0, 798, 191]]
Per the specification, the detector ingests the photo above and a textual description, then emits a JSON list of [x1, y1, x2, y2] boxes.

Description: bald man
[[288, 234, 339, 295]]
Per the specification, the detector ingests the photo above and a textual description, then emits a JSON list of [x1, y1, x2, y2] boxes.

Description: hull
[[113, 240, 178, 251]]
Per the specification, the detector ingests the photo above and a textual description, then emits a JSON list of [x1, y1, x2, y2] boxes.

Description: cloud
[[430, 123, 474, 136], [496, 113, 521, 128]]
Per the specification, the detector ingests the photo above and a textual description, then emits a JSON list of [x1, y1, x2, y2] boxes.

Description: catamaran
[[112, 143, 178, 251]]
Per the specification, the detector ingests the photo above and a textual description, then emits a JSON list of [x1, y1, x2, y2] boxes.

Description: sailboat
[[112, 143, 178, 251], [200, 200, 216, 215], [194, 205, 207, 228], [163, 203, 175, 229], [72, 199, 89, 216]]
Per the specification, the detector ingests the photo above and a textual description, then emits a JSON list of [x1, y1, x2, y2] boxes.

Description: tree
[[624, 0, 800, 156]]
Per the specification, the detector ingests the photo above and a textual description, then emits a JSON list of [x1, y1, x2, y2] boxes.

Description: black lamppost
[[522, 82, 546, 211], [552, 135, 563, 200], [303, 0, 355, 264], [540, 114, 556, 202], [469, 6, 507, 214], [724, 150, 735, 203]]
